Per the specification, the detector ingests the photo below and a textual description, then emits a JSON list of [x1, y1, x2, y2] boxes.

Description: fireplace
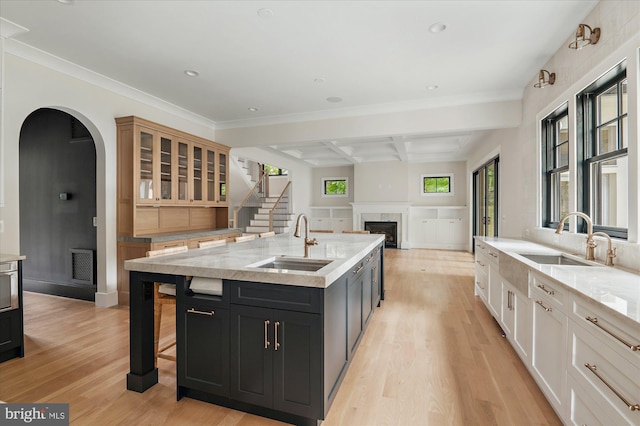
[[364, 221, 398, 248]]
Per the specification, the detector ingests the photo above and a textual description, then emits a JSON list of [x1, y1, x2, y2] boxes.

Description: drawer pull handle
[[264, 320, 270, 349], [535, 300, 552, 312], [353, 265, 363, 274], [584, 363, 640, 411], [537, 284, 555, 296], [476, 260, 485, 266], [274, 321, 281, 351], [585, 317, 640, 352], [187, 308, 214, 316]]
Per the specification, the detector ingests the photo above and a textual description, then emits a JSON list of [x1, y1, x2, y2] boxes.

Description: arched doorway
[[19, 108, 97, 301]]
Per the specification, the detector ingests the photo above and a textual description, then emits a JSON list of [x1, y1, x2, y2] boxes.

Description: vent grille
[[70, 249, 94, 285]]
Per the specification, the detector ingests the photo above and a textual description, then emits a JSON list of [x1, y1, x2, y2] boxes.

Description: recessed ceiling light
[[57, 0, 75, 4], [429, 22, 447, 33], [184, 70, 199, 77], [326, 96, 343, 103], [314, 77, 326, 84], [426, 85, 439, 90], [257, 8, 274, 18], [248, 107, 259, 112]]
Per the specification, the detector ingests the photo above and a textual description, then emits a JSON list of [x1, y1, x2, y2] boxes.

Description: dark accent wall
[[19, 108, 96, 301]]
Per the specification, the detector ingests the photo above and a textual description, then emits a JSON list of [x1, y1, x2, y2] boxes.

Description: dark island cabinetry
[[177, 295, 229, 397], [173, 242, 384, 425], [0, 259, 24, 364]]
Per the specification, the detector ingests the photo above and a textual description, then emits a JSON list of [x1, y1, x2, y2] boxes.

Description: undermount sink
[[248, 256, 334, 272], [518, 253, 594, 266]]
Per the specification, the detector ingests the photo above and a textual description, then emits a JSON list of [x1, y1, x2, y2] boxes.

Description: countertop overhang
[[125, 233, 385, 288], [0, 254, 26, 263], [476, 237, 640, 327]]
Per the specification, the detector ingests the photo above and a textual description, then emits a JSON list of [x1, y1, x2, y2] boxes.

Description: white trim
[[420, 173, 454, 197], [4, 39, 217, 129], [321, 176, 348, 197]]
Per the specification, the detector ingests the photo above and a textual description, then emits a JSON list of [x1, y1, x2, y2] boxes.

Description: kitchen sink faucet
[[555, 212, 597, 261], [294, 214, 318, 258]]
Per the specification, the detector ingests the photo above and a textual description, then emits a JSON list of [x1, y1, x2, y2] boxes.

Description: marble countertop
[[125, 232, 385, 288], [118, 228, 242, 243], [476, 237, 640, 327], [0, 254, 26, 263]]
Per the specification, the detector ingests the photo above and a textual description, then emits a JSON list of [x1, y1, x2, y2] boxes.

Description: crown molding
[[215, 90, 523, 130], [0, 18, 29, 39], [4, 39, 217, 129]]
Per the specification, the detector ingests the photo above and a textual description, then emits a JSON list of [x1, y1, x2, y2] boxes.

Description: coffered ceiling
[[0, 0, 598, 166]]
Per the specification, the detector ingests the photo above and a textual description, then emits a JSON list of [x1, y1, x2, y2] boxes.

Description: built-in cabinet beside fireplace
[[409, 206, 467, 250]]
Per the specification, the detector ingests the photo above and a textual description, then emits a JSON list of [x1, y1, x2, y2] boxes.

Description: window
[[322, 177, 348, 196], [421, 174, 453, 196], [542, 104, 569, 227], [264, 164, 288, 176], [577, 61, 627, 239]]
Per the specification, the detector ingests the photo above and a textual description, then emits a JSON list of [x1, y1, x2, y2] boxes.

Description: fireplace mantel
[[351, 203, 410, 249]]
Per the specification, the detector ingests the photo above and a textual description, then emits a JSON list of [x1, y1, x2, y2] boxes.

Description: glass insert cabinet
[[128, 121, 229, 207]]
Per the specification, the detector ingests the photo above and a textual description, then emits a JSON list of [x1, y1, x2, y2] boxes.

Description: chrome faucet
[[592, 232, 616, 266], [555, 212, 596, 261], [293, 214, 318, 258]]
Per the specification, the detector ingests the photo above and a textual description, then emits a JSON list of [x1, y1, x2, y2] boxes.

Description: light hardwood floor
[[0, 249, 561, 425]]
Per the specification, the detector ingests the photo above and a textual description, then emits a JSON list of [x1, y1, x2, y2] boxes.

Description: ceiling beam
[[392, 136, 408, 162], [321, 140, 359, 164]]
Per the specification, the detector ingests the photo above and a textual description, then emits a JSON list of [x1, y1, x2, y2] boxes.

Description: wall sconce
[[569, 24, 601, 49], [533, 70, 555, 88]]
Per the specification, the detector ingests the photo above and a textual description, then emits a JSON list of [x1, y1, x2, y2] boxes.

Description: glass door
[[177, 141, 189, 202], [192, 144, 204, 203], [159, 135, 173, 201], [473, 157, 499, 239], [137, 128, 156, 203], [206, 149, 216, 203], [218, 151, 227, 204]]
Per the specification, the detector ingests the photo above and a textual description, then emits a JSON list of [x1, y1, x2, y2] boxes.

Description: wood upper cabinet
[[117, 116, 230, 209]]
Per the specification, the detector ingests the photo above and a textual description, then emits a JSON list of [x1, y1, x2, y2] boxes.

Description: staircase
[[234, 156, 294, 235], [245, 196, 295, 235]]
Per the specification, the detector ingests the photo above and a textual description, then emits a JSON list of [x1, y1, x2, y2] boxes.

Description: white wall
[[408, 161, 467, 206], [354, 161, 409, 203], [311, 165, 354, 206], [467, 1, 640, 270], [1, 48, 217, 307]]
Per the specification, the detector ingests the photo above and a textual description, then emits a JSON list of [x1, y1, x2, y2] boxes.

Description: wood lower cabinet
[[229, 304, 322, 418]]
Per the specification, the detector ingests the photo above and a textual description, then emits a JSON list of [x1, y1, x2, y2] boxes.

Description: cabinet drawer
[[151, 239, 188, 250], [571, 297, 640, 362], [568, 319, 640, 424], [530, 273, 566, 312], [228, 280, 322, 314]]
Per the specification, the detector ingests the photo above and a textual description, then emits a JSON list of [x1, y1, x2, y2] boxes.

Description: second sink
[[518, 253, 594, 266], [248, 256, 333, 272]]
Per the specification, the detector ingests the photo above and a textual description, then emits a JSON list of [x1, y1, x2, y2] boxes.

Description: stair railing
[[268, 181, 292, 232], [232, 168, 267, 229]]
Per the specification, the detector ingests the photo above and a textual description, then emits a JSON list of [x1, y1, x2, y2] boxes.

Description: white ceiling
[[0, 0, 598, 167]]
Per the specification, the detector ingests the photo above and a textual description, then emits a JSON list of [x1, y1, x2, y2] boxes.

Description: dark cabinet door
[[179, 304, 229, 396], [372, 251, 382, 307], [272, 309, 322, 419], [230, 305, 273, 408], [362, 263, 373, 327], [0, 309, 23, 362], [347, 271, 363, 356]]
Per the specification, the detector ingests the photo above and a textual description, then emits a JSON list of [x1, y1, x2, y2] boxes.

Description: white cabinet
[[530, 273, 567, 417], [474, 242, 489, 303], [310, 207, 352, 232], [410, 207, 467, 250], [567, 297, 640, 425]]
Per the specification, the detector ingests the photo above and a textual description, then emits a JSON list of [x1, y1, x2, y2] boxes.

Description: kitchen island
[[124, 232, 385, 425]]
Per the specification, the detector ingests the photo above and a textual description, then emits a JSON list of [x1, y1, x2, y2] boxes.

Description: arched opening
[[19, 108, 97, 301]]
